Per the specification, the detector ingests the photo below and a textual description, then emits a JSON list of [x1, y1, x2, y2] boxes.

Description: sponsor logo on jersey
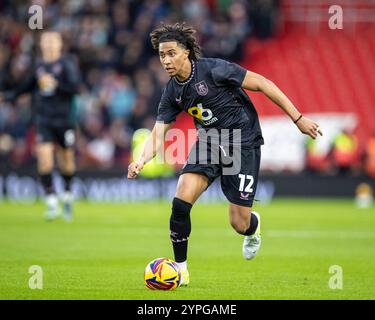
[[187, 103, 218, 125]]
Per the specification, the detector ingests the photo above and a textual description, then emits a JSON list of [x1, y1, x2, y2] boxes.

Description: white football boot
[[242, 211, 261, 260], [179, 269, 190, 287], [177, 261, 190, 287], [44, 194, 61, 221], [61, 191, 73, 222]]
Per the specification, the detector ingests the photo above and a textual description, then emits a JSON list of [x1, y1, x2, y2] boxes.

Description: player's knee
[[37, 159, 53, 174], [37, 147, 54, 173], [175, 173, 208, 204], [170, 197, 192, 242], [60, 161, 75, 175], [175, 179, 191, 201], [58, 150, 75, 174]]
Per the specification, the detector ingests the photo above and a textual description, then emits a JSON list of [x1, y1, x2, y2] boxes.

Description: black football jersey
[[156, 58, 264, 148]]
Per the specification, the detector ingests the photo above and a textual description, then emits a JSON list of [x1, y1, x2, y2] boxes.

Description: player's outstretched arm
[[241, 70, 323, 139], [127, 121, 173, 179]]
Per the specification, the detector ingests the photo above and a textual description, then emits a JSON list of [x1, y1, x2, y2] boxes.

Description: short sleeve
[[156, 85, 181, 124], [211, 59, 247, 87]]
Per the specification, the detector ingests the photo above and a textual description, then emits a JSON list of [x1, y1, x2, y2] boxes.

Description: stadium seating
[[241, 0, 375, 152], [175, 28, 375, 155]]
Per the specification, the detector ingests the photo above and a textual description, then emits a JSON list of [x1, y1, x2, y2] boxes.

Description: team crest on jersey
[[195, 81, 208, 96]]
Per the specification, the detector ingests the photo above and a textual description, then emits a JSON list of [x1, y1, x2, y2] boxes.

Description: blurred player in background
[[0, 31, 80, 221], [128, 23, 322, 286]]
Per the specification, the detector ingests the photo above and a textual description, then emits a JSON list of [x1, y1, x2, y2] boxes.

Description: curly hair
[[150, 22, 201, 61]]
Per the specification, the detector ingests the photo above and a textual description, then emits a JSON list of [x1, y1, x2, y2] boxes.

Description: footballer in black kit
[[157, 57, 263, 207], [1, 31, 80, 221], [128, 23, 322, 286]]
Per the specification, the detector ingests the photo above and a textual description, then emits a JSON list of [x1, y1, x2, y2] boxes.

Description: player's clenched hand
[[127, 161, 144, 179], [295, 116, 323, 139]]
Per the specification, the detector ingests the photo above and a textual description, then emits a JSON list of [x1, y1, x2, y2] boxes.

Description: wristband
[[293, 114, 303, 124]]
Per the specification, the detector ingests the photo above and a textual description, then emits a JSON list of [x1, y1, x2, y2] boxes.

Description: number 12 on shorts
[[238, 174, 254, 193]]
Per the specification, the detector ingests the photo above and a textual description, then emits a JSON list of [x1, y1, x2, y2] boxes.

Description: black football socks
[[170, 197, 192, 263], [243, 212, 259, 236]]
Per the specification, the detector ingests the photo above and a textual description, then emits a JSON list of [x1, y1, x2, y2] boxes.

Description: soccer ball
[[144, 258, 181, 290]]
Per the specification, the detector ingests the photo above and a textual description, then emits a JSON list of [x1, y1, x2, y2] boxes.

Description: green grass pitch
[[0, 198, 374, 300]]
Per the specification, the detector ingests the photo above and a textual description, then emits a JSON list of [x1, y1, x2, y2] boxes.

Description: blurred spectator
[[248, 0, 279, 39], [331, 129, 359, 175], [0, 0, 269, 170], [305, 137, 330, 174], [355, 183, 373, 209], [364, 132, 375, 178], [78, 112, 114, 168]]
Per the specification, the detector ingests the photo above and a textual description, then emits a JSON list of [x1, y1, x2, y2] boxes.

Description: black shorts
[[36, 124, 75, 148], [179, 141, 261, 207]]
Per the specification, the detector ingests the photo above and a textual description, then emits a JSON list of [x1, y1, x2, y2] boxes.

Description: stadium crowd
[[0, 0, 279, 169], [4, 0, 372, 178]]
